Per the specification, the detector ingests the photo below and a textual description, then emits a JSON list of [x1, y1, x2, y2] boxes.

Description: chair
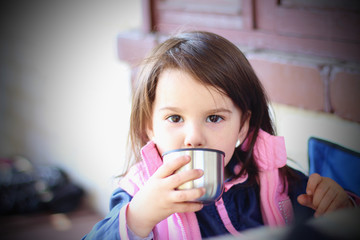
[[308, 137, 360, 196]]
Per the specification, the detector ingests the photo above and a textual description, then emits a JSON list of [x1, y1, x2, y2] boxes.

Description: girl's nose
[[184, 123, 206, 148]]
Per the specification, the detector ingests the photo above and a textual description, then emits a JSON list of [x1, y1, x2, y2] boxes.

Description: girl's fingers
[[300, 175, 352, 217], [319, 187, 351, 215], [154, 155, 191, 178], [169, 187, 206, 203], [306, 173, 322, 195], [166, 168, 204, 189], [324, 194, 342, 214], [312, 183, 331, 209], [313, 187, 334, 216], [297, 194, 315, 209], [172, 201, 204, 213]]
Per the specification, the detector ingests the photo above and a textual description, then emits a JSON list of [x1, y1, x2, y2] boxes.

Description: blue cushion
[[308, 137, 360, 196]]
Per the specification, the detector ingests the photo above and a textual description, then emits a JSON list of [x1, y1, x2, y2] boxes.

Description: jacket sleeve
[[82, 188, 133, 240]]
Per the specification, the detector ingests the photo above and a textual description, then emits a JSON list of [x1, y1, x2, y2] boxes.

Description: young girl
[[83, 31, 358, 239]]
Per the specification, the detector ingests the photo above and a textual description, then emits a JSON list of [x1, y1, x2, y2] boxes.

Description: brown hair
[[126, 31, 292, 184]]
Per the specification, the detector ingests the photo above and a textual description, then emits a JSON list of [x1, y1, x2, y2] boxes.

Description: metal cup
[[162, 148, 224, 203]]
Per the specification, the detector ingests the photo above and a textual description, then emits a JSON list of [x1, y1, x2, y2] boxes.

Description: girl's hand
[[297, 173, 353, 217], [126, 155, 205, 238]]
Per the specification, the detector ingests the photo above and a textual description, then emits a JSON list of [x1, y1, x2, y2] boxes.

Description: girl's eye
[[207, 115, 223, 123], [167, 115, 183, 123]]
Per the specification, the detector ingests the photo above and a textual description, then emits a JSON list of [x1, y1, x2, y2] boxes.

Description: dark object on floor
[[0, 202, 103, 240], [0, 156, 84, 215]]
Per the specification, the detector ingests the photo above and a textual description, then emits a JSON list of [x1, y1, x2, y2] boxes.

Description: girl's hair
[[126, 31, 294, 184]]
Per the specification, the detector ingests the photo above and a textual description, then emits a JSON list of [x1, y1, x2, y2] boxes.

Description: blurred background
[[0, 0, 141, 238], [0, 0, 359, 239], [0, 0, 141, 213]]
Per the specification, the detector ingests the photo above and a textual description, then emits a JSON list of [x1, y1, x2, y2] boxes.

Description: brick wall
[[246, 50, 360, 123], [117, 32, 360, 123], [117, 0, 360, 172]]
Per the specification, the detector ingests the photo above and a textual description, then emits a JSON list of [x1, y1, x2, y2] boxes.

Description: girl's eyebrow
[[206, 108, 232, 114], [159, 107, 233, 114], [158, 106, 181, 112]]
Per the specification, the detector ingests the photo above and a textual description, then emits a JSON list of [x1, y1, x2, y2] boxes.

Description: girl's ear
[[237, 111, 251, 145], [146, 123, 155, 142]]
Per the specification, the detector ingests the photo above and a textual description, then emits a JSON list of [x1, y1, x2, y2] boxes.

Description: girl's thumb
[[297, 194, 315, 210]]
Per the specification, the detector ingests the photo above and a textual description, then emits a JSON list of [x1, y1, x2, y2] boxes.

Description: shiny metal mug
[[162, 148, 225, 203]]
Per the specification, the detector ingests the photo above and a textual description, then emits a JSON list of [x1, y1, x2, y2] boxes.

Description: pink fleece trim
[[175, 212, 202, 239], [241, 130, 287, 171], [224, 174, 248, 192], [213, 129, 292, 234], [215, 198, 241, 236], [259, 171, 285, 225], [242, 129, 291, 226]]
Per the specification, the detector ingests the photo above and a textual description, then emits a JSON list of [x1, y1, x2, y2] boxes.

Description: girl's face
[[147, 68, 249, 166]]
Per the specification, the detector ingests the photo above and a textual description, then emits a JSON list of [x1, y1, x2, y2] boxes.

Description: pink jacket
[[118, 130, 292, 239]]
